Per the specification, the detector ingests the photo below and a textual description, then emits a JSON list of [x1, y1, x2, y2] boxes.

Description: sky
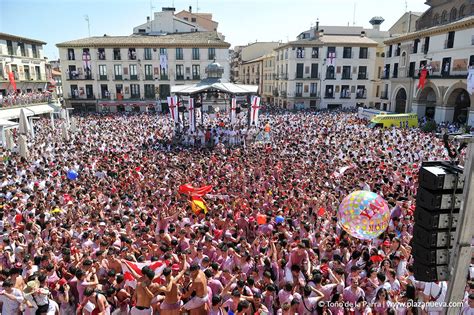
[[0, 0, 430, 60]]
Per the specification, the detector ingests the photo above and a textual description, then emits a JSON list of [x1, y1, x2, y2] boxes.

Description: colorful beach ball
[[338, 190, 390, 240]]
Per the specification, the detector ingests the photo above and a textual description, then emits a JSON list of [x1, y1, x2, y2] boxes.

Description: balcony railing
[[280, 91, 287, 97], [160, 75, 169, 80], [356, 91, 367, 99], [145, 75, 154, 81], [192, 75, 200, 80], [340, 93, 351, 99], [99, 75, 108, 80], [68, 74, 94, 80], [176, 75, 185, 81], [324, 94, 335, 99], [295, 93, 303, 97], [310, 93, 317, 97], [130, 75, 138, 80], [114, 75, 123, 80], [357, 75, 368, 80], [341, 76, 352, 80]]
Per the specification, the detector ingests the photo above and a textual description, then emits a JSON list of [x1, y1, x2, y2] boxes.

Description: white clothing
[[182, 293, 208, 310], [130, 306, 153, 315], [0, 288, 24, 315]]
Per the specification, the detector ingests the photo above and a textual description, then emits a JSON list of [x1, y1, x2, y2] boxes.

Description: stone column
[[434, 106, 455, 123], [411, 102, 426, 117]]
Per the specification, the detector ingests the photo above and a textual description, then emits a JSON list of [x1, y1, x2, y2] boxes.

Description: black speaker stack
[[412, 161, 464, 282]]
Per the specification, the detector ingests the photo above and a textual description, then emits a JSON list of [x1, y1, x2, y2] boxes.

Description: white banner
[[188, 98, 195, 132], [230, 98, 237, 125], [160, 54, 168, 74], [166, 96, 178, 123], [327, 52, 336, 67], [467, 68, 474, 95], [250, 96, 261, 127]]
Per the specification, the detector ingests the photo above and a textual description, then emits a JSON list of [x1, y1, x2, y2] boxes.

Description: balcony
[[176, 75, 185, 81], [326, 75, 336, 80], [310, 93, 317, 97], [192, 75, 200, 80], [357, 75, 368, 80], [280, 91, 287, 97], [273, 90, 279, 97], [144, 94, 156, 99], [324, 94, 335, 99], [341, 76, 352, 80], [145, 75, 154, 81], [67, 74, 94, 80], [130, 94, 140, 99], [340, 93, 351, 99], [295, 93, 303, 97], [98, 75, 108, 81], [356, 91, 367, 99], [114, 75, 123, 80], [130, 75, 138, 80], [160, 75, 169, 81]]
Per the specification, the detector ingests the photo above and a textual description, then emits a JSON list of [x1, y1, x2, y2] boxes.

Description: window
[[144, 84, 155, 99], [388, 45, 393, 58], [192, 65, 200, 80], [446, 31, 455, 49], [191, 17, 196, 22], [113, 48, 121, 60], [433, 14, 440, 25], [325, 85, 334, 98], [176, 65, 184, 80], [395, 44, 401, 56], [393, 63, 399, 78], [342, 66, 351, 79], [160, 48, 167, 55], [296, 47, 305, 58], [358, 66, 367, 79], [470, 55, 474, 67], [441, 57, 451, 76], [359, 47, 368, 59], [145, 65, 153, 80], [192, 48, 200, 60], [412, 39, 420, 53], [450, 8, 457, 21], [459, 5, 466, 18], [441, 10, 447, 23], [99, 65, 107, 80], [310, 83, 317, 97], [311, 64, 318, 79], [32, 45, 38, 58], [340, 85, 350, 98], [130, 64, 138, 80], [295, 83, 303, 97], [423, 37, 430, 54], [130, 84, 140, 98], [327, 47, 336, 58], [128, 48, 137, 60], [408, 62, 416, 77], [312, 47, 319, 58], [176, 48, 183, 60], [114, 64, 122, 80], [296, 63, 304, 78], [208, 48, 215, 60], [98, 48, 106, 60], [7, 40, 14, 55], [326, 66, 335, 79], [18, 42, 26, 56], [144, 48, 152, 60], [401, 52, 407, 67], [356, 85, 366, 99], [343, 47, 352, 58], [23, 66, 30, 80], [384, 64, 391, 79]]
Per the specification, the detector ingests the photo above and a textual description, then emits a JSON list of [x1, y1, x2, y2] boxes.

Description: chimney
[[147, 16, 150, 22], [316, 20, 319, 31], [189, 6, 192, 13]]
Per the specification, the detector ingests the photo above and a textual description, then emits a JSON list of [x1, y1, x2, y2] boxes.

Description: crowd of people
[[0, 91, 52, 108], [0, 109, 473, 315]]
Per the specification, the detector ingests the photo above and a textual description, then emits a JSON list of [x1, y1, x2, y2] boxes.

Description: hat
[[58, 278, 67, 286], [99, 222, 106, 226], [171, 264, 180, 271], [383, 240, 391, 247], [24, 280, 40, 294]]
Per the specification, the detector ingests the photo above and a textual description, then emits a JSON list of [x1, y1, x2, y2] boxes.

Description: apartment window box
[[99, 75, 108, 81], [130, 75, 138, 80], [176, 75, 184, 81], [192, 75, 201, 80], [114, 75, 123, 80], [145, 75, 154, 81]]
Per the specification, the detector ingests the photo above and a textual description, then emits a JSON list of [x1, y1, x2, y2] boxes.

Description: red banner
[[417, 68, 427, 91], [8, 72, 17, 91]]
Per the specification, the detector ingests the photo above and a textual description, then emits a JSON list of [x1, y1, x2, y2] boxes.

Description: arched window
[[433, 13, 440, 25], [459, 5, 465, 18], [441, 10, 448, 23], [401, 52, 407, 67], [450, 8, 457, 21]]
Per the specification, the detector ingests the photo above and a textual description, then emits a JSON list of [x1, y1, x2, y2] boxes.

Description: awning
[[0, 104, 60, 120], [0, 119, 18, 127], [171, 79, 258, 95]]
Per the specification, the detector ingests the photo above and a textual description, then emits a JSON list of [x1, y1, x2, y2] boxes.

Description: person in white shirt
[[461, 293, 474, 315], [0, 279, 24, 315], [422, 281, 447, 315]]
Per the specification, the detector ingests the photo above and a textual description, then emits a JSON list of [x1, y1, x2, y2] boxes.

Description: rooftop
[[0, 32, 47, 45], [56, 31, 230, 48]]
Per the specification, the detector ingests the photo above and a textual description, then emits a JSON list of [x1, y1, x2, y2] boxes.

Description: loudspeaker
[[412, 244, 450, 265], [419, 162, 464, 191], [413, 205, 459, 230], [416, 187, 462, 210], [413, 224, 455, 248], [412, 262, 449, 282]]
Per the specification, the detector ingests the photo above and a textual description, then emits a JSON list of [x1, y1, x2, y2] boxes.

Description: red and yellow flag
[[190, 196, 208, 215]]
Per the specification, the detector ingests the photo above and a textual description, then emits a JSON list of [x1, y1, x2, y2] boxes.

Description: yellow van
[[368, 113, 418, 128]]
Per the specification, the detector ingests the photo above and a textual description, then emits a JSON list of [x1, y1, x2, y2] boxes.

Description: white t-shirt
[[0, 288, 24, 315], [423, 281, 447, 312]]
